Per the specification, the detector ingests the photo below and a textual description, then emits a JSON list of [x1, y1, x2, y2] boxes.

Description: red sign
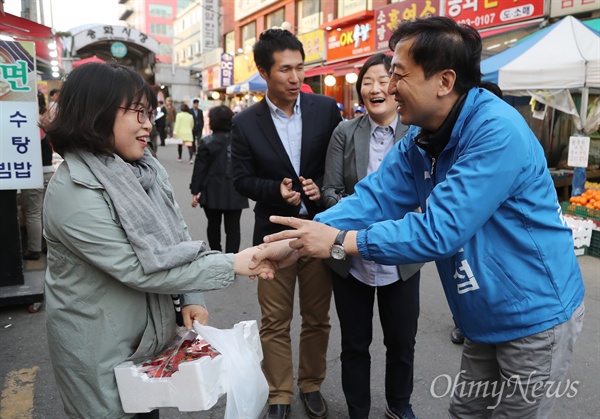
[[374, 1, 442, 52], [326, 18, 375, 63], [445, 0, 545, 30]]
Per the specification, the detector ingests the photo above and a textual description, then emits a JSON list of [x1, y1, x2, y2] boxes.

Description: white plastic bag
[[194, 320, 268, 419]]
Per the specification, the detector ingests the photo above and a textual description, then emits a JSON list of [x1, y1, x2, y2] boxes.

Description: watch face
[[330, 244, 346, 260]]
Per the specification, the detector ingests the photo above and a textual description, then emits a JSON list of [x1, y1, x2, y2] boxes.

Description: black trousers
[[203, 208, 242, 253], [135, 410, 159, 419], [331, 270, 420, 419]]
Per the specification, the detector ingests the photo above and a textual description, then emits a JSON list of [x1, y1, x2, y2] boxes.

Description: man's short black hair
[[253, 29, 305, 75], [193, 99, 200, 104], [49, 88, 59, 97], [389, 16, 482, 94]]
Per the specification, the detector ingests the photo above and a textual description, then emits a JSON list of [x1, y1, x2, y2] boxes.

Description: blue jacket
[[316, 87, 585, 344]]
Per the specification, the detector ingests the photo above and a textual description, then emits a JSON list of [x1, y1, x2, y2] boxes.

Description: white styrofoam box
[[565, 217, 595, 248], [115, 320, 261, 413]]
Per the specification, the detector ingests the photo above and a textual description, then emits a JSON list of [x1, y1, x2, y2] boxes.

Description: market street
[[1, 143, 599, 419]]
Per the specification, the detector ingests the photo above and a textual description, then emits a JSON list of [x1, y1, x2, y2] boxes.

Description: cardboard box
[[115, 320, 261, 413]]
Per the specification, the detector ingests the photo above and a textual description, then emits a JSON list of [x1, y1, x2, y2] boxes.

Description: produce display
[[569, 188, 600, 209], [137, 335, 220, 378]]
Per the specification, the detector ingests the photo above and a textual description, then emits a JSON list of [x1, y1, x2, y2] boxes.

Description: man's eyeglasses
[[119, 107, 157, 124]]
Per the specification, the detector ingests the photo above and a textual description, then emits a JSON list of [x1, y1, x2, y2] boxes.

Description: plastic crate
[[561, 202, 600, 221], [589, 230, 600, 258]]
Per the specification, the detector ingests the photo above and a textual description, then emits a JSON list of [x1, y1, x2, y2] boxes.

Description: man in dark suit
[[155, 100, 167, 146], [232, 29, 342, 419], [189, 98, 204, 153]]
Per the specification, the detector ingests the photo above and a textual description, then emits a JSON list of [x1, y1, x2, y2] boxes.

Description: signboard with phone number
[[445, 0, 544, 30]]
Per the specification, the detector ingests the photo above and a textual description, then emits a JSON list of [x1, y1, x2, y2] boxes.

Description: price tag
[[567, 136, 590, 168]]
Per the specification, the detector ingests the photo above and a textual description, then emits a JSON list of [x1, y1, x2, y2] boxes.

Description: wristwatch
[[330, 230, 348, 260]]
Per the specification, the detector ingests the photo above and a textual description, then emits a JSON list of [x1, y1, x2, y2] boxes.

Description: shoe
[[23, 251, 40, 261], [189, 159, 193, 164], [264, 404, 290, 419], [176, 158, 182, 162], [300, 391, 328, 418], [385, 404, 418, 419], [450, 326, 465, 344]]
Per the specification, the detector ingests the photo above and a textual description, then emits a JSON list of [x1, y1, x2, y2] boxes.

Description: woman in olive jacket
[[190, 105, 249, 253], [43, 62, 272, 419]]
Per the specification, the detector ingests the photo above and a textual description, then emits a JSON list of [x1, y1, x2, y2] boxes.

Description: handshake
[[235, 216, 356, 280]]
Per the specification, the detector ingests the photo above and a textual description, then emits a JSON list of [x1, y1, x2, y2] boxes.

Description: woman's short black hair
[[208, 105, 234, 132], [45, 62, 157, 156], [389, 16, 482, 94], [356, 53, 392, 105]]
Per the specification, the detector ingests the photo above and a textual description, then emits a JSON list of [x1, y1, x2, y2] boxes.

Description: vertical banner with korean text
[[0, 40, 43, 190]]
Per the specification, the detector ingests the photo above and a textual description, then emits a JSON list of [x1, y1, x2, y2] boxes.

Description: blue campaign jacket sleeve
[[316, 87, 585, 343]]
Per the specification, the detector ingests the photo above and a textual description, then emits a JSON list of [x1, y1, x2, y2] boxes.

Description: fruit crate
[[589, 231, 600, 258], [561, 202, 600, 221]]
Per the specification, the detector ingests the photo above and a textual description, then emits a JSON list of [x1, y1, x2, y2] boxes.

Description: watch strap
[[334, 230, 348, 246]]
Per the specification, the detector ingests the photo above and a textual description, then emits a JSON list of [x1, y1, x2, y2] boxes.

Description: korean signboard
[[221, 53, 234, 87], [550, 0, 600, 18], [0, 40, 43, 190], [326, 18, 375, 64], [297, 29, 327, 64], [374, 1, 441, 52], [72, 25, 159, 56], [445, 0, 545, 31]]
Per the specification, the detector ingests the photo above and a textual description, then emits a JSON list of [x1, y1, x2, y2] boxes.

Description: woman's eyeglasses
[[119, 107, 157, 124]]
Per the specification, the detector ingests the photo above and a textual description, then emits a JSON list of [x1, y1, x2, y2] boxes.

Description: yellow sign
[[297, 29, 327, 64], [233, 52, 257, 84]]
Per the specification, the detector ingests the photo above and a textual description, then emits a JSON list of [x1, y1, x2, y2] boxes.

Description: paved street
[[1, 143, 599, 418]]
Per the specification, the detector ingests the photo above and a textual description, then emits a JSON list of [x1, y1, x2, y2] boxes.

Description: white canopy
[[481, 16, 600, 133]]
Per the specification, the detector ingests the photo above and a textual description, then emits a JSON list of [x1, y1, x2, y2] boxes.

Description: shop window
[[242, 21, 256, 51], [298, 0, 321, 33], [337, 0, 371, 18], [266, 8, 285, 29]]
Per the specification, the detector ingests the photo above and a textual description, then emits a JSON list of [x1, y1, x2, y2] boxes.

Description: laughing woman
[[42, 62, 273, 419]]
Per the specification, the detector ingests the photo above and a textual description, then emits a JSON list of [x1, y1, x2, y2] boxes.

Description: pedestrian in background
[[254, 16, 585, 419], [190, 105, 248, 253], [20, 91, 55, 260], [321, 53, 421, 419], [155, 99, 166, 146], [164, 97, 176, 138], [190, 98, 204, 152], [173, 103, 195, 163], [232, 28, 342, 419], [42, 61, 276, 419]]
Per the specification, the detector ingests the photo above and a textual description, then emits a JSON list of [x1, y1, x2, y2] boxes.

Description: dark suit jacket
[[232, 92, 342, 244], [321, 115, 422, 280], [189, 107, 204, 138]]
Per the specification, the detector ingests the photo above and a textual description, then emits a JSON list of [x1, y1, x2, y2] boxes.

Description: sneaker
[[385, 404, 418, 419], [189, 159, 194, 164], [176, 158, 182, 162]]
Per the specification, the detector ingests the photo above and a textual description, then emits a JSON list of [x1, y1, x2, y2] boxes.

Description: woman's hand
[[182, 304, 209, 329], [191, 193, 201, 207]]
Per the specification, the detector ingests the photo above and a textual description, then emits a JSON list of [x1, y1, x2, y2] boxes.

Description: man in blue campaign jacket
[[254, 16, 585, 419]]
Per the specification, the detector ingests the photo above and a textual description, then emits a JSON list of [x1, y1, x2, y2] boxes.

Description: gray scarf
[[78, 148, 209, 274]]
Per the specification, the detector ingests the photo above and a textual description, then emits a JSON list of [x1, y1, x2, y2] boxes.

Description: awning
[[0, 13, 63, 71], [305, 57, 372, 78]]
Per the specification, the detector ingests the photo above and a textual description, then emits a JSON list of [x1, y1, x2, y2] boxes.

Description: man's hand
[[263, 216, 339, 259], [299, 176, 321, 201], [280, 178, 301, 206], [191, 193, 201, 207], [182, 304, 209, 330], [249, 239, 300, 275]]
